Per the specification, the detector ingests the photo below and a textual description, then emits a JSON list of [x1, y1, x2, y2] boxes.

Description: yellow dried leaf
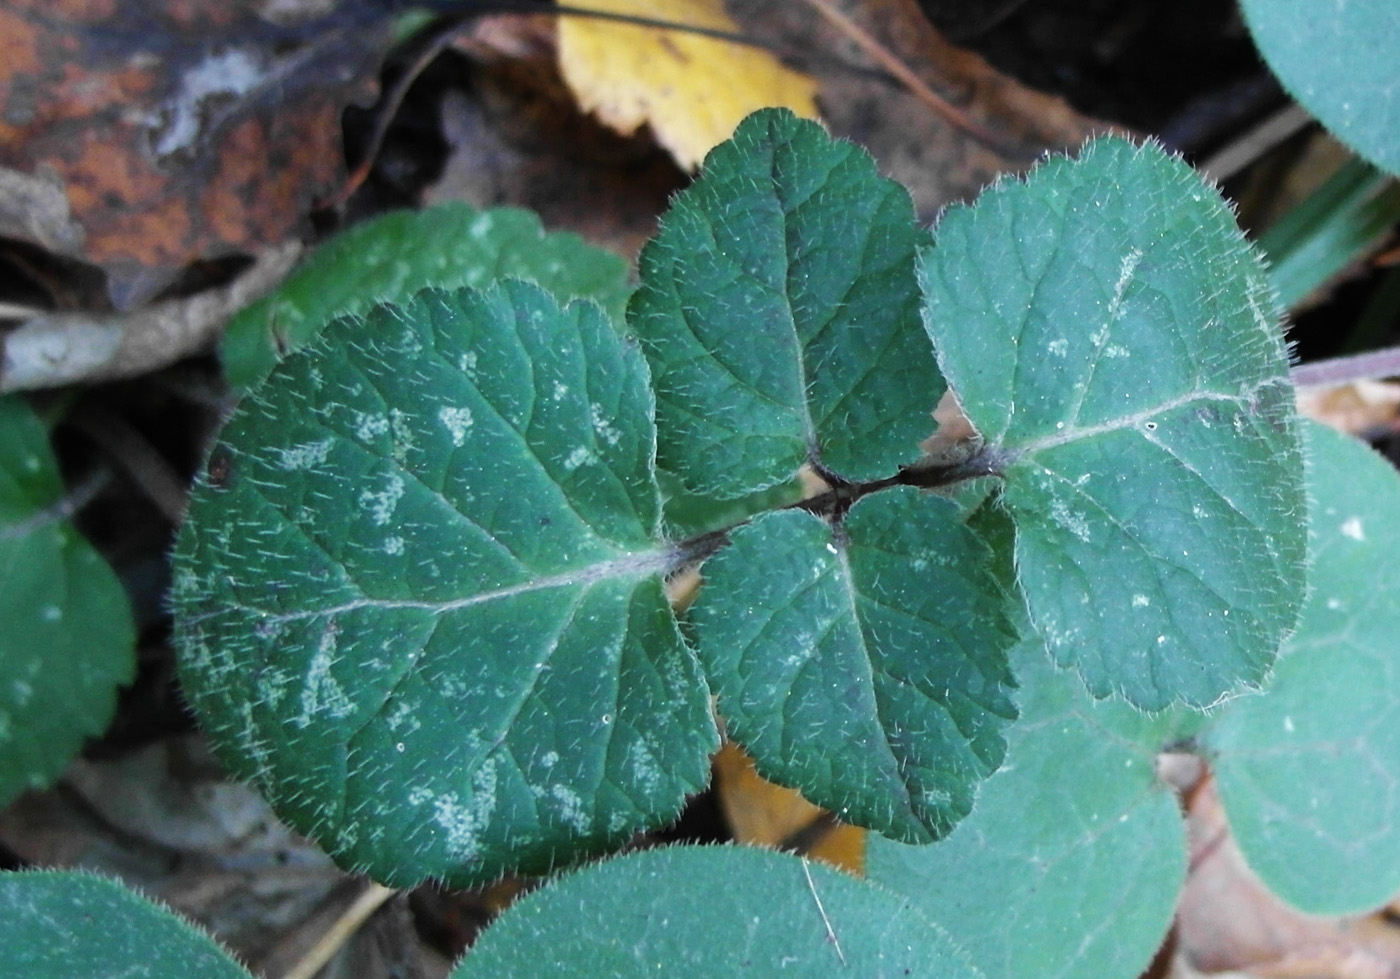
[[713, 742, 865, 874], [558, 0, 820, 170]]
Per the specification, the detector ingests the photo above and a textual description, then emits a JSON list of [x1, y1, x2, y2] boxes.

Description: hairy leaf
[[691, 487, 1016, 843], [451, 845, 983, 978], [174, 282, 716, 886], [0, 396, 134, 807], [1207, 422, 1400, 914], [1240, 0, 1400, 176], [866, 635, 1197, 979], [921, 136, 1306, 709], [222, 203, 632, 389], [631, 108, 943, 498], [0, 870, 252, 979]]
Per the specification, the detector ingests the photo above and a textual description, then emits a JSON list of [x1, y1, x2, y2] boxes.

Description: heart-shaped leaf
[[920, 137, 1306, 709], [690, 487, 1016, 843], [174, 282, 717, 886], [630, 108, 943, 498]]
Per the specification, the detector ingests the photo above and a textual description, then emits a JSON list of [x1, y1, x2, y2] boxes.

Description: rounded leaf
[[691, 488, 1017, 843], [867, 636, 1197, 979], [222, 203, 632, 388], [451, 845, 983, 978], [174, 282, 716, 886], [1240, 0, 1400, 176], [631, 108, 944, 497], [921, 136, 1306, 709], [0, 870, 252, 979], [1208, 422, 1400, 914]]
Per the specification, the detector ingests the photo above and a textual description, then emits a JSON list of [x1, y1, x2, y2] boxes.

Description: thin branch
[[796, 0, 1032, 159], [279, 882, 397, 979], [1291, 345, 1400, 389], [0, 470, 110, 542]]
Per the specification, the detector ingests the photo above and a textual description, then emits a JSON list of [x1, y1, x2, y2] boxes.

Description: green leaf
[[222, 203, 632, 389], [0, 870, 253, 979], [1240, 0, 1400, 176], [0, 396, 134, 807], [690, 487, 1017, 844], [866, 636, 1198, 979], [450, 845, 984, 978], [630, 108, 944, 498], [920, 136, 1306, 709], [1206, 421, 1400, 915], [173, 282, 717, 887]]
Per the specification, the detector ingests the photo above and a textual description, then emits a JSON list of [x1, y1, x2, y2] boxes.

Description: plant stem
[[1291, 344, 1400, 388]]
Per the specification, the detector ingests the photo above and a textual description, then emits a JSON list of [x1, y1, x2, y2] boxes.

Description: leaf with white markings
[[920, 137, 1306, 709], [173, 282, 717, 886], [690, 487, 1017, 843], [630, 108, 943, 498]]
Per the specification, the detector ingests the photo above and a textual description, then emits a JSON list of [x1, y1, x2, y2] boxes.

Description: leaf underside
[[451, 845, 984, 979], [1207, 421, 1400, 915], [174, 282, 716, 886], [691, 487, 1017, 844], [630, 108, 944, 498], [921, 136, 1306, 709]]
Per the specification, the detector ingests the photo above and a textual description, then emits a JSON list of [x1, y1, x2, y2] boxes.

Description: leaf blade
[[1207, 421, 1400, 914], [921, 137, 1306, 709], [631, 108, 944, 497], [175, 282, 717, 886], [451, 845, 983, 978], [691, 488, 1016, 843]]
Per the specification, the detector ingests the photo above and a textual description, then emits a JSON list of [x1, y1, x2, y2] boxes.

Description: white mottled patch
[[551, 783, 590, 833], [355, 412, 389, 442], [1341, 516, 1365, 541], [590, 403, 622, 446], [383, 535, 404, 556], [1108, 248, 1144, 322], [296, 623, 354, 727], [458, 351, 478, 377], [24, 455, 41, 472], [1050, 498, 1091, 542], [1132, 594, 1150, 608], [40, 604, 61, 623], [553, 380, 569, 401], [539, 750, 559, 769], [563, 446, 595, 471], [1048, 338, 1068, 357], [438, 406, 473, 447], [360, 474, 405, 525], [470, 213, 495, 239], [389, 409, 415, 463], [273, 437, 334, 471]]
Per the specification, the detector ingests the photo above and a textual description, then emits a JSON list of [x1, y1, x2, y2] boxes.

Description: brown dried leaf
[[0, 0, 388, 308]]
